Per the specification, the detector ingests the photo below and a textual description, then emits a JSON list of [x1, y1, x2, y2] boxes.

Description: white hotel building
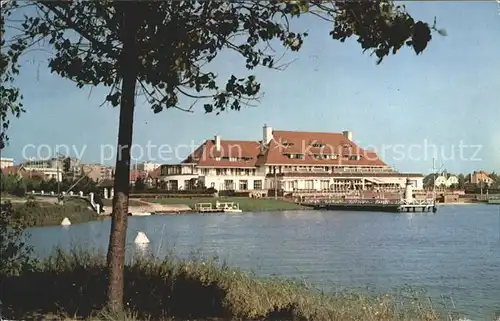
[[158, 125, 424, 193]]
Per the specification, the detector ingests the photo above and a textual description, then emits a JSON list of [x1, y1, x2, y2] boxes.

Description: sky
[[2, 1, 499, 175]]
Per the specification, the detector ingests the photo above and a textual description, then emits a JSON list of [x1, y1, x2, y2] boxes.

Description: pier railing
[[300, 198, 436, 207], [301, 198, 401, 206], [28, 191, 101, 213]]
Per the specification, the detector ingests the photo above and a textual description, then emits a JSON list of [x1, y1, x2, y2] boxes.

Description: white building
[[434, 175, 459, 187], [21, 158, 64, 181], [136, 161, 161, 173], [0, 157, 14, 169], [158, 125, 424, 193]]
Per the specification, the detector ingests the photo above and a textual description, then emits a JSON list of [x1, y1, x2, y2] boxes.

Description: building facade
[[0, 157, 14, 169], [136, 161, 162, 173], [158, 125, 424, 193], [21, 158, 64, 181], [470, 171, 494, 186], [81, 164, 114, 182], [434, 175, 459, 187]]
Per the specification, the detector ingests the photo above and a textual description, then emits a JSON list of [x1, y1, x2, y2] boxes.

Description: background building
[[81, 164, 114, 182], [21, 157, 65, 181], [470, 171, 494, 186], [136, 161, 161, 173], [0, 157, 14, 169]]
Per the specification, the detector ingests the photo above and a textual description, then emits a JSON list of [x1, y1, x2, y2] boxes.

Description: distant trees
[[457, 174, 466, 189], [489, 172, 499, 189], [0, 202, 34, 277], [423, 173, 438, 188], [0, 174, 98, 195]]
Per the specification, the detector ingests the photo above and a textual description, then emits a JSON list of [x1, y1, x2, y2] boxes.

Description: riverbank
[[101, 199, 192, 215], [8, 199, 99, 227], [0, 248, 454, 321], [146, 196, 306, 212]]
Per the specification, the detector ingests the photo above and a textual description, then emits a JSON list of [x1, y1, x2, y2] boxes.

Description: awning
[[364, 177, 402, 184]]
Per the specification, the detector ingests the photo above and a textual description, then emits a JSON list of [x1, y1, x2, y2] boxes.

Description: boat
[[194, 202, 224, 213], [193, 202, 243, 213], [488, 198, 500, 205], [216, 201, 243, 213]]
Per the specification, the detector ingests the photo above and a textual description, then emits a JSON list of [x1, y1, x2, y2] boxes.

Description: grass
[[0, 248, 462, 321], [102, 199, 148, 207], [147, 196, 306, 212], [10, 199, 100, 227]]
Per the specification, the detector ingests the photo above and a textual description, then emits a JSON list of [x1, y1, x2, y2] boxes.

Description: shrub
[[11, 200, 99, 227], [0, 202, 35, 277]]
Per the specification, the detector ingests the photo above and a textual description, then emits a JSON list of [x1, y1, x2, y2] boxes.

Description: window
[[167, 180, 178, 190], [210, 182, 215, 188], [253, 180, 262, 190], [239, 180, 248, 190], [224, 180, 234, 190], [311, 142, 325, 148], [305, 180, 314, 189]]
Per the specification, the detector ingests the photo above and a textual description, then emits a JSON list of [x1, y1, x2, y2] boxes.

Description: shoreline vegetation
[[2, 196, 306, 227], [5, 198, 99, 227], [0, 248, 464, 321]]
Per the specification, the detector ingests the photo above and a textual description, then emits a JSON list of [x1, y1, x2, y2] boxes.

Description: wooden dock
[[194, 202, 224, 213], [300, 198, 437, 213], [399, 199, 437, 213], [194, 202, 242, 213]]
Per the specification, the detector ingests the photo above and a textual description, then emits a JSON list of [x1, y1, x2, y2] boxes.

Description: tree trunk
[[106, 3, 139, 313]]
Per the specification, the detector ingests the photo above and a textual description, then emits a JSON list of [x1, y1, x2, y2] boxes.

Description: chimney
[[214, 135, 221, 152], [342, 130, 352, 141], [263, 124, 273, 144]]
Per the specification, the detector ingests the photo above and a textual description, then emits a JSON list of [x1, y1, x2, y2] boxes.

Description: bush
[[0, 202, 35, 277], [219, 190, 251, 197], [0, 249, 452, 321], [11, 200, 99, 227]]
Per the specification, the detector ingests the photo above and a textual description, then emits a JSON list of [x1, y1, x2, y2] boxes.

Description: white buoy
[[61, 217, 71, 226], [134, 232, 149, 244]]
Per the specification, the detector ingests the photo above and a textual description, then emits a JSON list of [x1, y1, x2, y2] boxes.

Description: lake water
[[27, 204, 500, 320]]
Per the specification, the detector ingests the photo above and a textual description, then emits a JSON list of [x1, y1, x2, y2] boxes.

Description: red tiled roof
[[181, 129, 387, 168], [1, 165, 21, 175], [1, 165, 44, 179], [148, 167, 161, 179], [130, 170, 147, 181], [182, 139, 261, 168], [258, 130, 386, 166]]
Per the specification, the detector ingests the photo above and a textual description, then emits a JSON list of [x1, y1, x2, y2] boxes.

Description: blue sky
[[3, 2, 499, 174]]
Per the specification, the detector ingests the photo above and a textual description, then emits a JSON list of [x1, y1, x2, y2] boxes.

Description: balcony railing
[[277, 167, 395, 174]]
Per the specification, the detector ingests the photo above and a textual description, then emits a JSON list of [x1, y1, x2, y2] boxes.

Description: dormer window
[[284, 153, 304, 159], [311, 142, 325, 148], [282, 141, 294, 147]]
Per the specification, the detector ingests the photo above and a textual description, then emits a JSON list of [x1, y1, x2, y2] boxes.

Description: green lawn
[[146, 196, 305, 212], [102, 199, 146, 207]]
